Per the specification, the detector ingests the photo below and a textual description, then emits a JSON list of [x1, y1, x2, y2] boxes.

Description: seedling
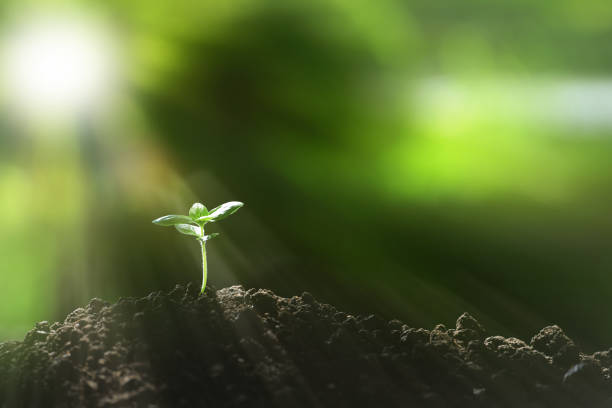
[[152, 201, 244, 293]]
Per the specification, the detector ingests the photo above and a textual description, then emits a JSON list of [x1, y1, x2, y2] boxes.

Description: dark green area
[[2, 0, 612, 350]]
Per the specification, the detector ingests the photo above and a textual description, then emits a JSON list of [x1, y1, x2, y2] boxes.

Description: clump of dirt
[[1, 284, 612, 407]]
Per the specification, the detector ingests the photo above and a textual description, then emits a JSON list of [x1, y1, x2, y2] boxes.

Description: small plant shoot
[[152, 201, 244, 293]]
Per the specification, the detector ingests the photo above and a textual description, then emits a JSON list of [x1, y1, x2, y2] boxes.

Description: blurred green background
[[1, 0, 612, 350]]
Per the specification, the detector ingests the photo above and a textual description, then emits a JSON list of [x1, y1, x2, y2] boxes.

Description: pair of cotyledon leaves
[[152, 201, 244, 241]]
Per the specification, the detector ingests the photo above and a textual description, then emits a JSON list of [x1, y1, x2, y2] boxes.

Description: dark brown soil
[[1, 284, 612, 407]]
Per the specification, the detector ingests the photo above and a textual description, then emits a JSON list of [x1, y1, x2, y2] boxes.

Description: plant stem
[[200, 225, 208, 294]]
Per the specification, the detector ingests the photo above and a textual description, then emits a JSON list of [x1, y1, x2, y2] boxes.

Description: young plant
[[152, 201, 244, 294]]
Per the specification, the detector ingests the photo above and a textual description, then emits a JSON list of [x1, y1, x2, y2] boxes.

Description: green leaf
[[207, 204, 222, 214], [189, 202, 208, 220], [198, 201, 243, 223], [200, 233, 219, 242], [152, 214, 196, 226], [175, 224, 202, 237]]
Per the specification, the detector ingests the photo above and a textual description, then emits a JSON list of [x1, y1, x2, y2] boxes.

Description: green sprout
[[152, 201, 244, 293]]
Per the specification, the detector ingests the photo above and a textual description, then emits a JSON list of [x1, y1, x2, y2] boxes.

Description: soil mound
[[1, 284, 611, 407]]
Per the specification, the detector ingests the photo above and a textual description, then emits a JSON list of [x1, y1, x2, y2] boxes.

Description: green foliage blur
[[1, 0, 612, 348]]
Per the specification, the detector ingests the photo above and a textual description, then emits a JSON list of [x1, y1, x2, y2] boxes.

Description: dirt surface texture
[[1, 284, 612, 407]]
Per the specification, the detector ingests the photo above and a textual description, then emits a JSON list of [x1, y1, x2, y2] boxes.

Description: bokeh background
[[1, 0, 612, 350]]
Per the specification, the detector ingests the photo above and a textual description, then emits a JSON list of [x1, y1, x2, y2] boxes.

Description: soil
[[1, 284, 612, 408]]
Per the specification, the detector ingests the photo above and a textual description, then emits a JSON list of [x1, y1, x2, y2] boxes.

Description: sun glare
[[1, 14, 116, 115]]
